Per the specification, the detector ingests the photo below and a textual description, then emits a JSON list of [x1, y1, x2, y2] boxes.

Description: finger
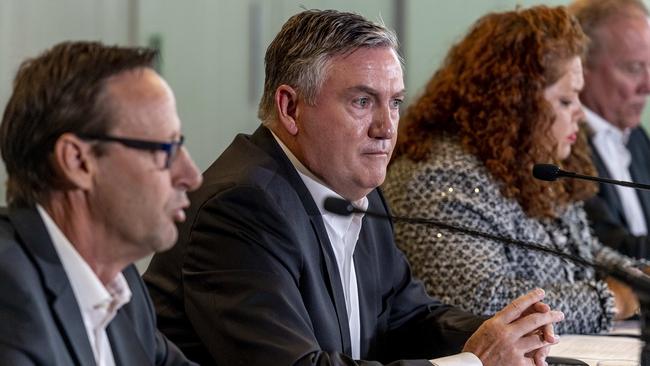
[[517, 333, 554, 354], [497, 288, 546, 324], [521, 301, 551, 318], [541, 321, 558, 344], [533, 302, 550, 313], [511, 310, 564, 339], [534, 345, 551, 366], [521, 301, 550, 318]]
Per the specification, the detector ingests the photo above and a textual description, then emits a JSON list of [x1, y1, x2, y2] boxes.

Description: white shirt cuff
[[430, 352, 482, 366]]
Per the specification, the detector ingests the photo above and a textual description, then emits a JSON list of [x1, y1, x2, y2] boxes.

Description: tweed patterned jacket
[[383, 134, 639, 334]]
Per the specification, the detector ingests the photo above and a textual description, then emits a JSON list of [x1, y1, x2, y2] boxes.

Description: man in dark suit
[[0, 41, 202, 365], [144, 10, 563, 366], [570, 0, 650, 259]]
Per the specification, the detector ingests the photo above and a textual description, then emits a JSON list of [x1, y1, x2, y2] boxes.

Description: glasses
[[77, 133, 184, 169]]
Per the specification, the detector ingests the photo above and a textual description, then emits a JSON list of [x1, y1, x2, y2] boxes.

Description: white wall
[[136, 0, 395, 172], [404, 0, 568, 99], [0, 0, 133, 205], [403, 0, 650, 124], [1, 0, 650, 211]]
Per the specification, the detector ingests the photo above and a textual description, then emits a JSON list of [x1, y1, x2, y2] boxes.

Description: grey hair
[[258, 9, 399, 125], [569, 0, 649, 63]]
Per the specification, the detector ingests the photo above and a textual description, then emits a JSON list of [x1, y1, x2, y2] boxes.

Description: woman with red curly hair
[[384, 5, 643, 334]]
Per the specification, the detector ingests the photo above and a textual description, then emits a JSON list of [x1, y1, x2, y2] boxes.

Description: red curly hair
[[394, 5, 597, 218]]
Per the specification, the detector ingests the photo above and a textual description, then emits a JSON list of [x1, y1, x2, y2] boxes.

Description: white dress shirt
[[37, 205, 132, 366], [272, 133, 481, 365], [585, 107, 648, 235]]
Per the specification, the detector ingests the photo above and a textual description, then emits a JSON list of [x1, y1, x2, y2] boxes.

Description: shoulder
[[191, 128, 303, 213], [0, 211, 18, 252], [628, 127, 650, 152], [0, 215, 32, 275], [0, 215, 51, 340], [385, 135, 501, 213]]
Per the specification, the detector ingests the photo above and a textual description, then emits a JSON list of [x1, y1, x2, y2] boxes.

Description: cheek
[[551, 116, 568, 140], [612, 75, 640, 98]]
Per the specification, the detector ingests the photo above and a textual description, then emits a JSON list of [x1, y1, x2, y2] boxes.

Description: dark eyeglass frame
[[77, 133, 184, 169]]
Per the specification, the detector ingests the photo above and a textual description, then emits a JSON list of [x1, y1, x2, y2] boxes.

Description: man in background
[[0, 41, 202, 365], [570, 0, 650, 259], [145, 9, 562, 366]]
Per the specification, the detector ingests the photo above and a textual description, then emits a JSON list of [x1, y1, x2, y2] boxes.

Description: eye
[[353, 97, 370, 108], [560, 98, 572, 107], [390, 98, 404, 109], [621, 61, 646, 75]]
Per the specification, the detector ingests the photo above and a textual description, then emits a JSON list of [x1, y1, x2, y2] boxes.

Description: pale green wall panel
[[3, 0, 650, 210]]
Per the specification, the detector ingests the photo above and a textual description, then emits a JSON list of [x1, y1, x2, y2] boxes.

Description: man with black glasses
[[0, 41, 202, 365]]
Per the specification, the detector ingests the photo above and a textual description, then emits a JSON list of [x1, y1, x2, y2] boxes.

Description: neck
[[42, 194, 130, 285]]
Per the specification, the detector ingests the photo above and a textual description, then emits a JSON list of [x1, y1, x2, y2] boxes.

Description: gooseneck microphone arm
[[533, 163, 650, 191], [326, 197, 602, 272], [323, 196, 650, 294]]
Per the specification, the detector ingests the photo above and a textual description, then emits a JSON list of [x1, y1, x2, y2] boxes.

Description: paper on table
[[609, 320, 641, 336], [548, 335, 641, 366]]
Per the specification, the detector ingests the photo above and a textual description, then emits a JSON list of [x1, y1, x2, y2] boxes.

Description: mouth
[[567, 133, 577, 143], [363, 150, 389, 156], [172, 199, 191, 222], [173, 208, 186, 223]]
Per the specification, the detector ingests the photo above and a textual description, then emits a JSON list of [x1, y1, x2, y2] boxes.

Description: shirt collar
[[583, 106, 632, 144], [271, 130, 368, 213], [36, 205, 132, 316]]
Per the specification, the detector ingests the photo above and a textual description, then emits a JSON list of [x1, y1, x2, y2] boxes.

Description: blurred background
[[3, 0, 622, 205]]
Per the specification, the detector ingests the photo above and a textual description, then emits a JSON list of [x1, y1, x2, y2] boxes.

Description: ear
[[51, 133, 96, 191], [274, 84, 300, 135]]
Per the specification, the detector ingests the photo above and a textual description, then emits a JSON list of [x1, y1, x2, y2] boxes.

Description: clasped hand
[[463, 288, 563, 366]]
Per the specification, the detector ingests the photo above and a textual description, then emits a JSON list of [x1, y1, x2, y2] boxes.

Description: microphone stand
[[329, 197, 650, 365]]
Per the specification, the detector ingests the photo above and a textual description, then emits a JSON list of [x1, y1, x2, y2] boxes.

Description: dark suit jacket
[[144, 126, 485, 366], [0, 206, 196, 366], [585, 126, 650, 259]]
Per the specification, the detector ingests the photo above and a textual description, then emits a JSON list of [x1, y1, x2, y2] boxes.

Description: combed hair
[[258, 9, 399, 124], [0, 41, 157, 208], [394, 5, 596, 218], [569, 0, 649, 64]]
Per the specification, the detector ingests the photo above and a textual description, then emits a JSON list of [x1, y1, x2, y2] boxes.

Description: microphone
[[533, 163, 650, 191], [323, 196, 650, 295]]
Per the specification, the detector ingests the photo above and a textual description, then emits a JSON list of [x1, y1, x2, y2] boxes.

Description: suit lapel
[[251, 126, 353, 354], [627, 128, 650, 224], [353, 192, 384, 357], [107, 310, 152, 366], [309, 216, 353, 355], [588, 139, 627, 222], [353, 221, 378, 357], [9, 206, 96, 366]]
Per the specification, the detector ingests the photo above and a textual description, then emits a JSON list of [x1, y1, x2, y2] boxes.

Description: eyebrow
[[346, 85, 406, 99]]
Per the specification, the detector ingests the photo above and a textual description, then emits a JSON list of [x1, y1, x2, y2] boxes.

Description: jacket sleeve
[[153, 329, 199, 366], [584, 195, 650, 260]]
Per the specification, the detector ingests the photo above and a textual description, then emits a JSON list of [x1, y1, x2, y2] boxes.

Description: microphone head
[[532, 164, 560, 182], [323, 197, 355, 216]]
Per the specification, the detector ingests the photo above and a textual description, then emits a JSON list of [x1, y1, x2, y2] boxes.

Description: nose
[[639, 66, 650, 95], [369, 105, 396, 140], [574, 103, 586, 124], [171, 147, 203, 191]]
